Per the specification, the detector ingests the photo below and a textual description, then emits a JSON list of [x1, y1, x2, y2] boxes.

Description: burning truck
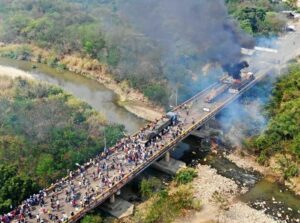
[[205, 61, 255, 103]]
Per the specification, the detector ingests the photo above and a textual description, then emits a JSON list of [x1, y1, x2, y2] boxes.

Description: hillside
[[246, 63, 300, 180]]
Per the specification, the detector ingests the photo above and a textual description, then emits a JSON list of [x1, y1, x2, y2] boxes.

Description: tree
[[0, 164, 38, 214], [249, 63, 300, 167], [235, 7, 267, 33], [36, 154, 56, 186], [0, 76, 124, 191], [143, 83, 169, 106]]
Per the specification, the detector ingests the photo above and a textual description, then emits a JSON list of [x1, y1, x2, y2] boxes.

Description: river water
[[171, 136, 300, 222], [1, 57, 299, 222], [0, 57, 145, 134]]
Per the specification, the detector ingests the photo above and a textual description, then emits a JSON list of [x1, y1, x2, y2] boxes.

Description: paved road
[[249, 20, 300, 75]]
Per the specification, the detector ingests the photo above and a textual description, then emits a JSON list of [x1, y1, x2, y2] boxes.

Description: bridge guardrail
[[64, 76, 263, 222], [64, 83, 227, 222]]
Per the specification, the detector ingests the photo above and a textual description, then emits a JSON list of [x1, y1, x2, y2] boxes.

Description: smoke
[[116, 0, 254, 100], [111, 0, 293, 148], [107, 0, 284, 147], [114, 0, 270, 146], [120, 0, 240, 61], [217, 30, 292, 147], [222, 61, 249, 79], [218, 98, 268, 147]]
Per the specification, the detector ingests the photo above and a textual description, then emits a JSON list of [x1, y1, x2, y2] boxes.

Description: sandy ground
[[119, 100, 163, 123], [174, 164, 277, 223], [0, 65, 33, 79]]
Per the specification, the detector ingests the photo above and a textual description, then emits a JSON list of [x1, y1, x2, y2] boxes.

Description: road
[[249, 20, 300, 75]]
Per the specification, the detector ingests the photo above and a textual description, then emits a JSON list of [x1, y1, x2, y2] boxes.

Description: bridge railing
[[64, 78, 261, 222], [64, 86, 223, 222]]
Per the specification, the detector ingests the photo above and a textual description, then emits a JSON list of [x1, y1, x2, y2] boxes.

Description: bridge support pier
[[152, 152, 186, 175], [110, 194, 116, 204], [102, 194, 134, 219], [165, 151, 170, 162], [190, 127, 223, 139]]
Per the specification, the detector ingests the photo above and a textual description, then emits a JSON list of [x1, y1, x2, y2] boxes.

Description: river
[[0, 57, 145, 134]]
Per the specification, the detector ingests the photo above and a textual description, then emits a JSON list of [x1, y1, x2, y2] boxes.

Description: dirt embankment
[[0, 44, 163, 122], [175, 164, 276, 223]]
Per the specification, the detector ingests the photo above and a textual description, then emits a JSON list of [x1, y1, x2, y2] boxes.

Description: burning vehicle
[[205, 61, 255, 103]]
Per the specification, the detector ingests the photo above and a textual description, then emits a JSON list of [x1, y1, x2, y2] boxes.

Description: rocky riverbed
[[175, 164, 276, 223]]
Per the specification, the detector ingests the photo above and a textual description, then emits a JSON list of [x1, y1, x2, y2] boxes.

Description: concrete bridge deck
[[7, 71, 266, 223]]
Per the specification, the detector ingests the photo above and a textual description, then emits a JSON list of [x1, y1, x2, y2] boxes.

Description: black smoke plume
[[222, 61, 249, 79], [117, 0, 254, 101]]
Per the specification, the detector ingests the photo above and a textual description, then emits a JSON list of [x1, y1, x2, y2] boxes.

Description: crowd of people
[[1, 104, 194, 223]]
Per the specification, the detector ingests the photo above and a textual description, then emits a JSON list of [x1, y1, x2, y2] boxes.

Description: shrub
[[277, 156, 299, 180], [139, 185, 201, 223], [257, 151, 268, 165], [175, 167, 198, 185], [139, 177, 162, 199]]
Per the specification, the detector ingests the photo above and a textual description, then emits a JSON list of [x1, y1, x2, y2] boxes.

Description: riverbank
[[0, 44, 163, 122], [226, 150, 300, 196], [175, 164, 276, 223]]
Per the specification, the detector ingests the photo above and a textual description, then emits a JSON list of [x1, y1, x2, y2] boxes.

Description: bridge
[[6, 69, 267, 223]]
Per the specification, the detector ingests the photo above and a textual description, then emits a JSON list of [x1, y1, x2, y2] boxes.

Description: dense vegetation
[[226, 0, 290, 35], [0, 76, 124, 213], [0, 0, 170, 105], [0, 165, 38, 214], [246, 64, 300, 179]]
